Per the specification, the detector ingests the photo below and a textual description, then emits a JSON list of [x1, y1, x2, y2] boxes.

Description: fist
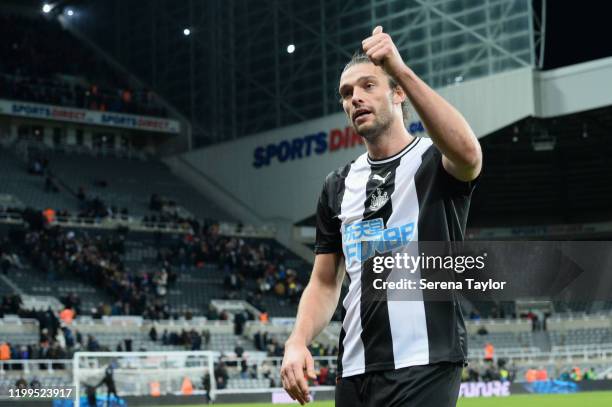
[[362, 26, 406, 78]]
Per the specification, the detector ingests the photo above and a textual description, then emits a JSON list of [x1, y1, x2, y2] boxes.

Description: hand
[[362, 25, 406, 78], [281, 340, 317, 405]]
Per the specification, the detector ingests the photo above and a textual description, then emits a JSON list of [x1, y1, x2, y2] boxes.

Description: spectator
[[59, 307, 75, 325], [15, 377, 28, 390], [190, 330, 202, 351], [86, 335, 100, 352], [584, 367, 596, 380], [234, 311, 246, 335], [149, 326, 158, 342], [0, 342, 10, 360], [570, 367, 583, 381], [525, 368, 537, 383], [253, 331, 263, 351], [234, 342, 244, 359], [214, 362, 229, 390], [161, 329, 169, 345], [535, 368, 548, 381], [30, 377, 42, 389], [484, 342, 494, 363], [201, 329, 211, 348], [124, 338, 132, 352]]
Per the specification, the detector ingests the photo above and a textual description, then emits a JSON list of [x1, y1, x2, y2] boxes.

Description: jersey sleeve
[[314, 180, 342, 254], [436, 147, 480, 196]]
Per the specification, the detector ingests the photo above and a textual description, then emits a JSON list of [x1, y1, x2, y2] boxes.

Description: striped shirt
[[314, 136, 478, 377]]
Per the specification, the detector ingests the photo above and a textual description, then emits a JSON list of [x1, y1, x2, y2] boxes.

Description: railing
[[0, 210, 277, 238], [468, 345, 612, 365], [468, 347, 541, 360], [0, 359, 73, 374], [0, 209, 193, 234], [67, 315, 235, 335], [549, 312, 612, 321], [0, 316, 40, 330], [218, 222, 276, 238], [551, 344, 612, 360]]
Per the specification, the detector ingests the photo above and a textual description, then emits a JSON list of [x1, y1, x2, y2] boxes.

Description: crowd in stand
[[158, 221, 306, 309], [0, 13, 166, 117], [3, 196, 307, 320], [151, 325, 211, 351], [25, 153, 130, 221], [145, 193, 195, 227], [6, 154, 308, 315], [1, 295, 69, 364], [1, 221, 173, 320], [463, 360, 517, 383], [557, 367, 599, 381]]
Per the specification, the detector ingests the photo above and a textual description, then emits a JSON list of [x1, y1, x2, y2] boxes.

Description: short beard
[[354, 114, 393, 143]]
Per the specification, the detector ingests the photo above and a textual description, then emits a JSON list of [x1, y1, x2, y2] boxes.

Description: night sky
[[544, 1, 612, 69]]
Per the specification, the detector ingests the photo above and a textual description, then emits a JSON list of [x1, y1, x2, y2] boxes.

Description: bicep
[[442, 153, 482, 183]]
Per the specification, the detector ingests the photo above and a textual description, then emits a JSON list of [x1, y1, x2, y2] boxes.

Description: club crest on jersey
[[369, 188, 389, 211]]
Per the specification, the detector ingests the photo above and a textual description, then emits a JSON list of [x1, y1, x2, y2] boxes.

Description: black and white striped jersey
[[314, 136, 478, 378]]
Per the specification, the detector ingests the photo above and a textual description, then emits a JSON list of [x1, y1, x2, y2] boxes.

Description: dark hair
[[341, 52, 410, 125]]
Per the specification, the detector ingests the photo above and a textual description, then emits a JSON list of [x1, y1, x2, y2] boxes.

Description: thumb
[[305, 354, 317, 379], [372, 25, 383, 35]]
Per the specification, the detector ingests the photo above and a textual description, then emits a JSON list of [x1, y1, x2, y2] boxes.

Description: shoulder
[[322, 153, 365, 187], [415, 138, 479, 196], [414, 136, 436, 157]]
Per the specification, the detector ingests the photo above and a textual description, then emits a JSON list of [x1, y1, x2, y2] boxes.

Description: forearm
[[396, 65, 481, 169], [288, 273, 342, 346]]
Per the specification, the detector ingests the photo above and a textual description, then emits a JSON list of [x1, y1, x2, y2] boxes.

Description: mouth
[[353, 108, 373, 123]]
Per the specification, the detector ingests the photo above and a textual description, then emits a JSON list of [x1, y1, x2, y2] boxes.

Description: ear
[[392, 85, 406, 105]]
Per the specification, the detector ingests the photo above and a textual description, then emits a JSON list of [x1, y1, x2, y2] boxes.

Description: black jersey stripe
[[414, 145, 469, 364], [333, 161, 357, 375]]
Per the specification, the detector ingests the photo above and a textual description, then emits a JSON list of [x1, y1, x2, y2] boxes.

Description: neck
[[364, 119, 414, 160]]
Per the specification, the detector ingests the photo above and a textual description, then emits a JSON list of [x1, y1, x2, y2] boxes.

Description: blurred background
[[1, 0, 612, 405]]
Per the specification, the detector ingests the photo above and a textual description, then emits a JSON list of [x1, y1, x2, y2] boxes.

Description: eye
[[366, 82, 375, 89]]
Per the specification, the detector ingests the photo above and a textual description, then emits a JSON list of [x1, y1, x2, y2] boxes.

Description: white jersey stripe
[[386, 138, 433, 369], [338, 153, 370, 375]]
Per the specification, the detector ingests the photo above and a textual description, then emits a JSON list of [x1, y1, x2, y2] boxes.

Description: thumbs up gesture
[[362, 26, 406, 78]]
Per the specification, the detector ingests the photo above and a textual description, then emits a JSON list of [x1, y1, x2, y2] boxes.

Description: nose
[[352, 88, 365, 107]]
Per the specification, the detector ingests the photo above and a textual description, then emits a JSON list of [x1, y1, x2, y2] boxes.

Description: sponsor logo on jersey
[[342, 218, 415, 264]]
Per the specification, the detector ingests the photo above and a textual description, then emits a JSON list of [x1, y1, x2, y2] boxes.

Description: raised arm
[[363, 25, 482, 182]]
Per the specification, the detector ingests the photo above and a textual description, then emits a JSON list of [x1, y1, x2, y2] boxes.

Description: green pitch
[[164, 391, 612, 407]]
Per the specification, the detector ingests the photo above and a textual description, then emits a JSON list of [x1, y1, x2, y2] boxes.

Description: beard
[[353, 110, 393, 143]]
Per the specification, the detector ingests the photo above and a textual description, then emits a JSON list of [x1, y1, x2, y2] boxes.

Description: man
[[281, 26, 481, 407], [97, 364, 119, 406]]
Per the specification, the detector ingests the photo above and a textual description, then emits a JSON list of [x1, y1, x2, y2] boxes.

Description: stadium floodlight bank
[[72, 351, 216, 406]]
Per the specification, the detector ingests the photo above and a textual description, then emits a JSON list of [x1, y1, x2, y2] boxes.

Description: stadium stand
[[1, 172, 311, 321], [1, 142, 233, 222], [550, 328, 612, 347], [0, 13, 166, 116], [0, 147, 76, 212], [2, 313, 611, 394], [470, 125, 612, 227]]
